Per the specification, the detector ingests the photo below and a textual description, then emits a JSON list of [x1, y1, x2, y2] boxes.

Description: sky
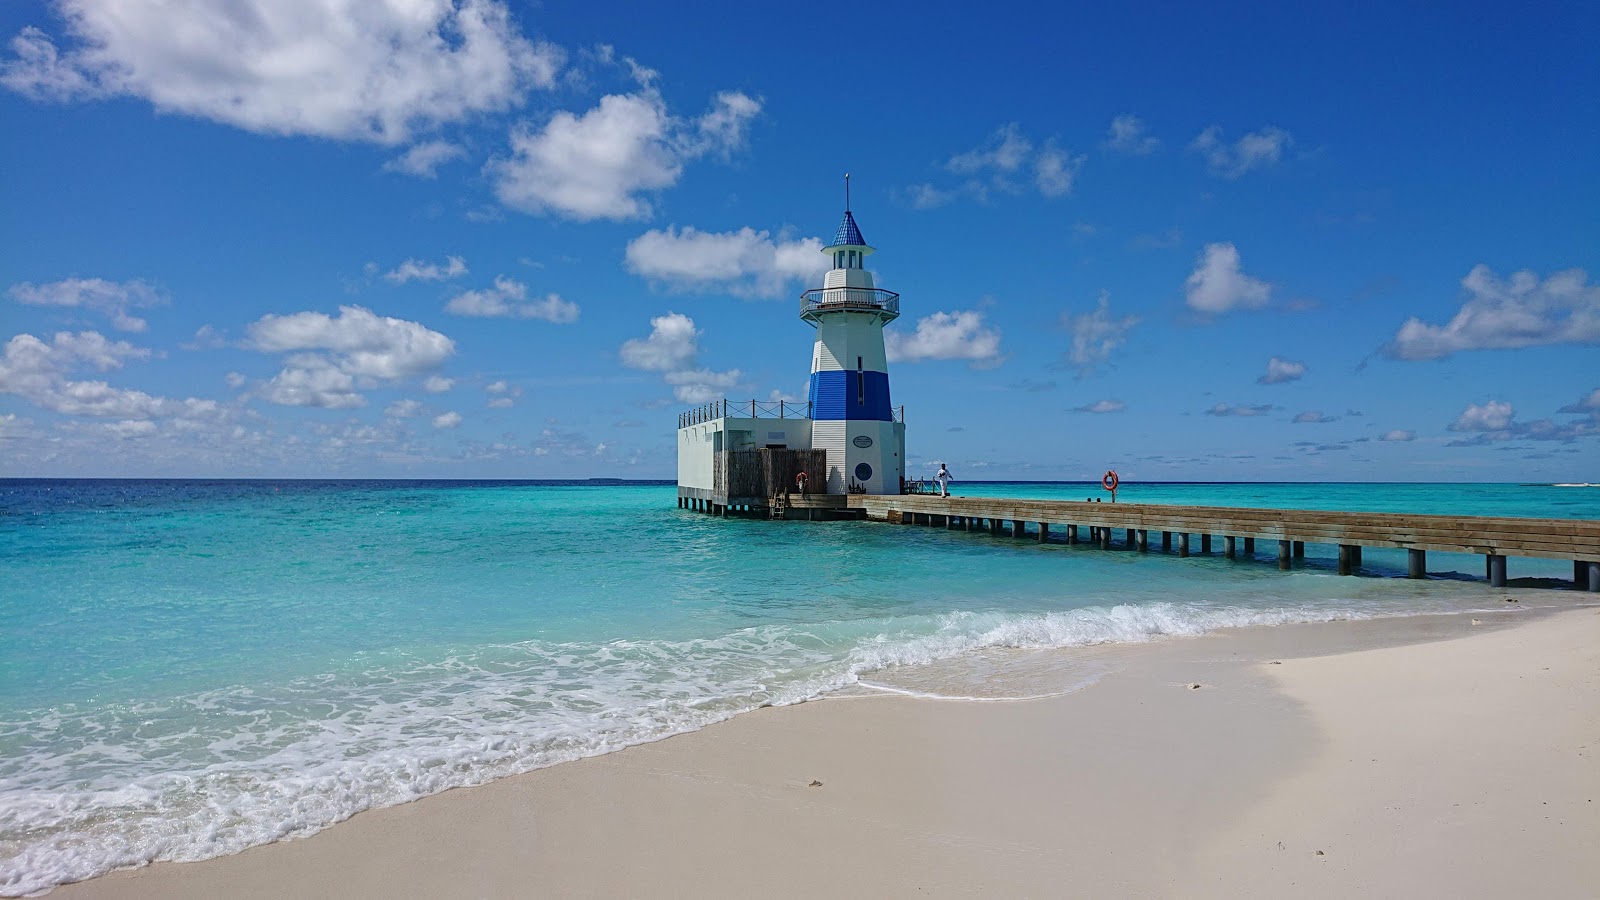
[[1, 0, 1596, 481]]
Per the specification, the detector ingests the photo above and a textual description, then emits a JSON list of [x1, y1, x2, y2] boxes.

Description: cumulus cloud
[[1257, 356, 1307, 385], [8, 277, 165, 331], [423, 375, 454, 393], [1445, 399, 1595, 446], [444, 276, 579, 322], [1062, 291, 1139, 374], [382, 141, 467, 178], [1073, 399, 1125, 414], [1383, 266, 1599, 360], [246, 305, 454, 408], [384, 256, 468, 284], [1104, 114, 1158, 155], [1033, 141, 1085, 197], [1558, 388, 1600, 414], [488, 88, 760, 221], [485, 380, 522, 407], [1380, 429, 1415, 442], [885, 311, 1002, 367], [1190, 125, 1293, 177], [386, 398, 423, 418], [432, 411, 462, 429], [619, 312, 742, 402], [1293, 410, 1336, 424], [0, 330, 223, 421], [1, 0, 562, 143], [1185, 243, 1271, 314], [1205, 403, 1275, 417], [624, 227, 828, 298], [620, 312, 699, 372], [920, 123, 1082, 204]]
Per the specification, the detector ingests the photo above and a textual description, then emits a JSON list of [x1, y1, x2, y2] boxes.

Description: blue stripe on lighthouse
[[808, 370, 892, 420]]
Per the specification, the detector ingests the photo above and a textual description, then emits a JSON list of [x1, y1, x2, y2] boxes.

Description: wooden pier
[[840, 494, 1600, 592]]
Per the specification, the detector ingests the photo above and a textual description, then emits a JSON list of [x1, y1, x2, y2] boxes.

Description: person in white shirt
[[935, 463, 953, 497]]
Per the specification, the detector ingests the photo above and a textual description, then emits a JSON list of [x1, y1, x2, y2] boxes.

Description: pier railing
[[679, 400, 906, 428]]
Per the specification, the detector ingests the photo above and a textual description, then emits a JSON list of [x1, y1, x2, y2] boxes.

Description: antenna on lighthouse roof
[[845, 173, 850, 212]]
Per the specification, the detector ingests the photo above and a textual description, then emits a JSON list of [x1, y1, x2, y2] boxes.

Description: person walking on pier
[[935, 463, 953, 498]]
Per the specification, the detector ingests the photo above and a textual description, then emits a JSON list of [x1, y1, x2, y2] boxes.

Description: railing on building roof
[[799, 287, 900, 320], [678, 399, 905, 429]]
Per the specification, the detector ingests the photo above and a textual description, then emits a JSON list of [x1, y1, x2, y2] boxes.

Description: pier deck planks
[[850, 495, 1600, 562]]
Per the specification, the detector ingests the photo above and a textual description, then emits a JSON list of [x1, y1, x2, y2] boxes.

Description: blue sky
[[1, 0, 1596, 480]]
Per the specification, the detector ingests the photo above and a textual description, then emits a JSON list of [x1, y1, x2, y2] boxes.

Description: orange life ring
[[1102, 470, 1119, 491], [796, 471, 808, 483]]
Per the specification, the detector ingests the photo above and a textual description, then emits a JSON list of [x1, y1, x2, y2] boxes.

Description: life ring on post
[[796, 471, 808, 492], [1102, 470, 1119, 492]]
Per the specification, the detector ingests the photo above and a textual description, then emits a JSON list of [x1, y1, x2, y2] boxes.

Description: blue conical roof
[[831, 210, 867, 248]]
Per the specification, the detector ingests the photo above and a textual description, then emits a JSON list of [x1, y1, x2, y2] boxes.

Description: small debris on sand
[[1316, 850, 1325, 856], [1189, 683, 1202, 690], [1471, 619, 1482, 625], [1268, 661, 1282, 665], [808, 780, 822, 788]]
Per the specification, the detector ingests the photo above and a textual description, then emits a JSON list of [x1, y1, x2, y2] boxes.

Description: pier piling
[[1409, 549, 1427, 579], [1200, 534, 1212, 555], [1162, 531, 1172, 552], [1293, 541, 1305, 559], [1179, 533, 1190, 557], [1137, 529, 1149, 553], [1224, 535, 1236, 559], [1038, 522, 1049, 542], [1488, 554, 1507, 588], [1338, 544, 1355, 576], [1243, 537, 1255, 556], [1278, 540, 1292, 570]]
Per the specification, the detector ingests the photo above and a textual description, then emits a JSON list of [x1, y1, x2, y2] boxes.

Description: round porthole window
[[854, 463, 873, 481]]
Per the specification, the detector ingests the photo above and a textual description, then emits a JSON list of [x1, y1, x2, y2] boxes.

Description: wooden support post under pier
[[1200, 534, 1212, 555], [1162, 531, 1172, 552], [1243, 537, 1255, 556], [1038, 523, 1049, 542], [1068, 524, 1078, 544], [1338, 544, 1355, 576], [1409, 548, 1426, 579], [1585, 561, 1600, 593], [1137, 529, 1149, 553], [1012, 520, 1026, 538], [1293, 540, 1305, 558], [1179, 533, 1190, 557], [1100, 526, 1112, 549], [990, 518, 1003, 535], [1125, 528, 1136, 549], [1488, 554, 1507, 588], [1224, 535, 1236, 559], [1278, 540, 1292, 570]]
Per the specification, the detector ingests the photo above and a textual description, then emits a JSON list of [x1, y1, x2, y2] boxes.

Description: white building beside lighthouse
[[676, 194, 907, 515]]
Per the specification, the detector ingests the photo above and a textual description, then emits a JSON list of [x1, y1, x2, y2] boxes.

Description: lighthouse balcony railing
[[678, 400, 905, 428], [799, 287, 900, 318]]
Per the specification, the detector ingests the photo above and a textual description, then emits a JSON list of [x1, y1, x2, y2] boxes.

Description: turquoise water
[[2, 479, 1596, 894]]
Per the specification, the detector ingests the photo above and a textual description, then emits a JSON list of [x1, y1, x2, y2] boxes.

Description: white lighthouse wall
[[842, 420, 904, 494], [677, 417, 816, 492]]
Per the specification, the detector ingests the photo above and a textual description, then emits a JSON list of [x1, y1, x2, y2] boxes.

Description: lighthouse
[[800, 191, 906, 494]]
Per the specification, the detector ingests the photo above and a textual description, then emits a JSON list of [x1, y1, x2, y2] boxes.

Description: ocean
[[2, 479, 1596, 895]]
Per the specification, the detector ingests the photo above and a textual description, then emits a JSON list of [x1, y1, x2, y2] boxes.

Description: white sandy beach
[[53, 605, 1599, 899]]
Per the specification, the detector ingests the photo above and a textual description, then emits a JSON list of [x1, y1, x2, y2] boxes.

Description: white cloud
[[384, 256, 468, 284], [248, 305, 455, 380], [224, 371, 247, 389], [624, 227, 828, 298], [1450, 400, 1515, 432], [1293, 410, 1334, 424], [1258, 356, 1307, 385], [924, 124, 1081, 204], [105, 419, 157, 438], [386, 398, 423, 418], [382, 141, 467, 178], [8, 277, 165, 332], [620, 312, 699, 372], [488, 88, 760, 221], [1380, 429, 1415, 442], [432, 411, 462, 429], [619, 312, 741, 402], [1105, 114, 1158, 155], [443, 276, 579, 322], [1034, 142, 1085, 197], [1062, 291, 1139, 374], [1384, 266, 1599, 360], [259, 359, 363, 408], [948, 123, 1032, 174], [885, 311, 1002, 366], [1205, 403, 1275, 417], [2, 0, 562, 144], [1185, 243, 1271, 314], [1559, 388, 1600, 414], [663, 367, 743, 404], [0, 330, 224, 420], [1190, 125, 1293, 177], [423, 375, 455, 393], [1073, 399, 1125, 414]]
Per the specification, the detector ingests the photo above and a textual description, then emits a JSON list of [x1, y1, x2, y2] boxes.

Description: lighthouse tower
[[801, 191, 905, 494]]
